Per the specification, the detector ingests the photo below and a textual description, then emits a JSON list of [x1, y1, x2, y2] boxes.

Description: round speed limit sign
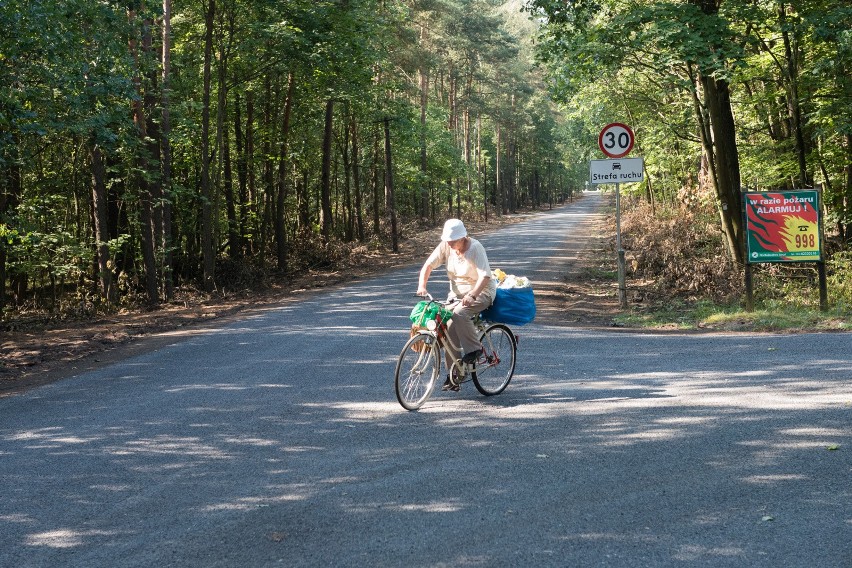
[[598, 123, 635, 158]]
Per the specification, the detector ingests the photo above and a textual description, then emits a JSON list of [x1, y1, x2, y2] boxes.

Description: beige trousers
[[445, 293, 493, 359]]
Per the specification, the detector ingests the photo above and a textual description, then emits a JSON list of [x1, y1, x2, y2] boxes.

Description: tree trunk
[[341, 104, 354, 242], [222, 122, 238, 258], [214, 8, 239, 261], [297, 170, 310, 232], [200, 0, 216, 291], [779, 3, 810, 188], [142, 10, 163, 272], [496, 124, 504, 215], [89, 143, 115, 303], [351, 115, 364, 242], [700, 74, 743, 264], [161, 0, 174, 300], [507, 137, 517, 213], [261, 76, 277, 260], [372, 128, 381, 235], [478, 114, 486, 221], [0, 243, 5, 309], [419, 33, 429, 218], [837, 133, 852, 240], [276, 71, 295, 270], [218, 55, 239, 260], [128, 4, 160, 305], [0, 133, 22, 308], [384, 117, 398, 252], [690, 0, 744, 264], [464, 107, 472, 205], [846, 134, 852, 240], [320, 99, 334, 241], [233, 92, 247, 251], [244, 90, 256, 254], [533, 168, 540, 208]]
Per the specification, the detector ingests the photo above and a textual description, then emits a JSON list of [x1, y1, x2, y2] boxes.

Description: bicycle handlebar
[[415, 292, 460, 307]]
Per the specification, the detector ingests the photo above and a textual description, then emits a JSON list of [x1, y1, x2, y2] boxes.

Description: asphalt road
[[1, 193, 850, 567]]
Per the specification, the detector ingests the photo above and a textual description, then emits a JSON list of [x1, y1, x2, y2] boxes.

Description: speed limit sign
[[599, 123, 635, 158]]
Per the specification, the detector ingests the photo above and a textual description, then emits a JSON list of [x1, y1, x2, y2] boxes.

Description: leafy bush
[[827, 250, 852, 309], [620, 198, 742, 303]]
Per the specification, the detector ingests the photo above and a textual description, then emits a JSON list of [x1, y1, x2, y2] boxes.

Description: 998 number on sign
[[795, 234, 816, 249]]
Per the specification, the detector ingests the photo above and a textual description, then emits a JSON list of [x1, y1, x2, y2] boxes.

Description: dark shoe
[[461, 350, 482, 364], [442, 374, 461, 392]]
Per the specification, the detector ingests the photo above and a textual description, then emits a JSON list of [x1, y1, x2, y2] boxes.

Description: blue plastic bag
[[481, 286, 536, 325]]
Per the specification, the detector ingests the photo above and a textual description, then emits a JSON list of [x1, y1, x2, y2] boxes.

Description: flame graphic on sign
[[746, 193, 817, 253]]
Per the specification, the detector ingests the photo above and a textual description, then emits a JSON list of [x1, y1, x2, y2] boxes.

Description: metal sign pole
[[616, 182, 627, 308], [594, 123, 638, 311]]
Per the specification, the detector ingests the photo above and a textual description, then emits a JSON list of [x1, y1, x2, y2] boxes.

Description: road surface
[[1, 192, 850, 567]]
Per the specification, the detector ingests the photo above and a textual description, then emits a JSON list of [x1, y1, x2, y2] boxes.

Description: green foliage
[[1, 0, 571, 315], [3, 0, 848, 320], [529, 0, 852, 236], [827, 250, 852, 308]]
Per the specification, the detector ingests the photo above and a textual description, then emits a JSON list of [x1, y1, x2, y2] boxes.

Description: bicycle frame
[[396, 295, 517, 410], [417, 296, 486, 381]]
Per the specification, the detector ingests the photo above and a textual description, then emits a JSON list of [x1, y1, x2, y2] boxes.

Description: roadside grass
[[615, 299, 852, 332], [703, 305, 852, 332]]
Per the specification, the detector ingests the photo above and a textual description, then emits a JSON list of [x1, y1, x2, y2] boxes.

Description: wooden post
[[818, 262, 828, 312], [744, 263, 754, 312]]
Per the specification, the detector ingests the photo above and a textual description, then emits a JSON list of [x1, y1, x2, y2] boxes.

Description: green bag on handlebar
[[409, 300, 453, 327]]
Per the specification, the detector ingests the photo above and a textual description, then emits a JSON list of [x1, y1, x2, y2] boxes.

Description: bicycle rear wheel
[[472, 323, 516, 396], [395, 332, 441, 410]]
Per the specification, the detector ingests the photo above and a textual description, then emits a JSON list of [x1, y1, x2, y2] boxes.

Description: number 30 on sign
[[598, 123, 635, 159]]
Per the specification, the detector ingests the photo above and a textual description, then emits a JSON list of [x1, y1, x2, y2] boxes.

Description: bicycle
[[394, 294, 517, 411]]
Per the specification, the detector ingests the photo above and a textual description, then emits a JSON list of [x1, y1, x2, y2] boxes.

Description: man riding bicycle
[[417, 219, 497, 391]]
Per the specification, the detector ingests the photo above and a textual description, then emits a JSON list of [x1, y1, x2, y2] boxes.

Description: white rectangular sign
[[589, 157, 644, 185]]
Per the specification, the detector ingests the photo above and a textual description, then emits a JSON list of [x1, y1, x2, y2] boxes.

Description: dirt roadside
[[0, 198, 620, 397]]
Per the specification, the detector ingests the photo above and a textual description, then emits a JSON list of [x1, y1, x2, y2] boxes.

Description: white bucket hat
[[441, 219, 467, 241]]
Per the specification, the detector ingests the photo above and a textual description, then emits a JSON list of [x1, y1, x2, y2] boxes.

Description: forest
[[528, 0, 851, 309], [1, 0, 850, 317]]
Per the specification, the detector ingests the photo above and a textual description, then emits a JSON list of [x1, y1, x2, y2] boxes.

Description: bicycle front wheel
[[472, 323, 516, 396], [395, 332, 441, 410]]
